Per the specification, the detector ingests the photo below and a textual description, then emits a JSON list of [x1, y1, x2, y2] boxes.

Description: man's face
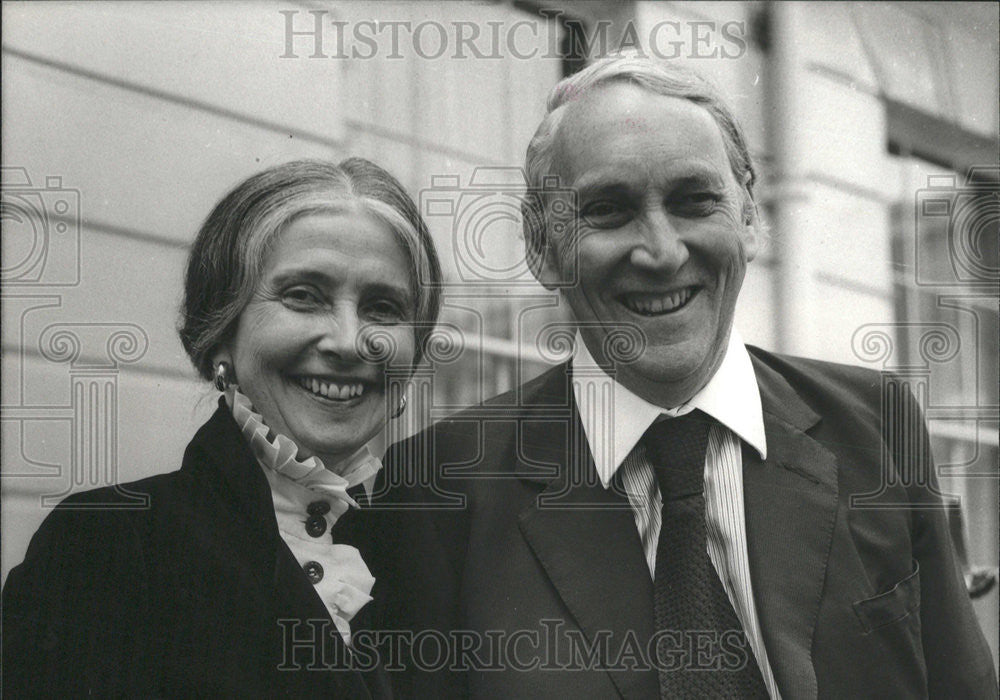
[[540, 82, 759, 407]]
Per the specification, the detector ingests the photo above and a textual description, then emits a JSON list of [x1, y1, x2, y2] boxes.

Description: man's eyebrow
[[575, 180, 634, 202], [665, 172, 728, 191], [572, 164, 728, 199], [572, 167, 638, 198]]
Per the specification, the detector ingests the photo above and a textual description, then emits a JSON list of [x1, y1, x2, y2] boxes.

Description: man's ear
[[526, 239, 562, 290], [739, 173, 761, 263], [523, 195, 561, 290]]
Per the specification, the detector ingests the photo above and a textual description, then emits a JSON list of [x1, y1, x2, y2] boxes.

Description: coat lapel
[[183, 403, 366, 695], [744, 355, 839, 700], [183, 402, 280, 588], [516, 365, 659, 700]]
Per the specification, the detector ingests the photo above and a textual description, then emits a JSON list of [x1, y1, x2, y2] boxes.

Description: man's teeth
[[625, 288, 693, 314], [298, 378, 365, 400]]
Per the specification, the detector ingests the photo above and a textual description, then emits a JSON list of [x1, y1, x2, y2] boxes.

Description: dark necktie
[[643, 410, 768, 698]]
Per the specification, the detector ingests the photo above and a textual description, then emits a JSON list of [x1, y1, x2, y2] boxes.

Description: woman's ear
[[210, 346, 237, 390], [211, 346, 233, 368]]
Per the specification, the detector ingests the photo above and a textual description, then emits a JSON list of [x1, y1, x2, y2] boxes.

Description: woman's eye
[[365, 300, 405, 322], [281, 287, 322, 308]]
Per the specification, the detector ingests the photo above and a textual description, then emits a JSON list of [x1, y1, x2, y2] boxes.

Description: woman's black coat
[[2, 400, 391, 698]]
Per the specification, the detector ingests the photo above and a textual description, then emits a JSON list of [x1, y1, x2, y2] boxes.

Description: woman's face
[[225, 208, 416, 464]]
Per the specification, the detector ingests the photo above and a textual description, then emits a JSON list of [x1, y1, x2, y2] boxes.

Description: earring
[[391, 393, 407, 419], [214, 361, 234, 392]]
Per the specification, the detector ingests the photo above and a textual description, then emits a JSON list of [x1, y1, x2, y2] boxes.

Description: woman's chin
[[283, 384, 387, 462]]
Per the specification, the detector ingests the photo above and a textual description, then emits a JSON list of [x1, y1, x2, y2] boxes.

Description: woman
[[2, 158, 442, 697]]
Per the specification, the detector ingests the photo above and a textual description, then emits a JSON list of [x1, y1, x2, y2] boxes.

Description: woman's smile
[[294, 376, 369, 401]]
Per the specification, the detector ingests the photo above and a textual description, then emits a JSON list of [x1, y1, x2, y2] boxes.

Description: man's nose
[[629, 208, 689, 273]]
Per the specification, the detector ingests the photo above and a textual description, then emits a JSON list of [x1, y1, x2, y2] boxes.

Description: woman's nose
[[315, 307, 362, 360], [629, 208, 689, 273]]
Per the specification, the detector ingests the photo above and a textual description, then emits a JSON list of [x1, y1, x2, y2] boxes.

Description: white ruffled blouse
[[224, 388, 381, 645]]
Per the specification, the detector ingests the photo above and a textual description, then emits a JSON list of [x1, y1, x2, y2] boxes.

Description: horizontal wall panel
[[802, 181, 894, 296], [3, 54, 338, 248], [799, 77, 894, 200], [3, 2, 343, 142], [3, 225, 196, 378]]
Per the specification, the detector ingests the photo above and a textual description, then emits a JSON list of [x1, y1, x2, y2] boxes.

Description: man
[[372, 55, 996, 698]]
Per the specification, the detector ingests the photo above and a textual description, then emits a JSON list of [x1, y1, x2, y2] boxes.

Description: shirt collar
[[571, 328, 767, 488]]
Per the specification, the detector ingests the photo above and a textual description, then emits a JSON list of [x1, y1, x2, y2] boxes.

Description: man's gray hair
[[523, 54, 759, 260]]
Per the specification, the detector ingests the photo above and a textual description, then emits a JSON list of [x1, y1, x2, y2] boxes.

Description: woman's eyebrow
[[365, 280, 413, 300], [269, 268, 413, 303], [269, 268, 333, 287]]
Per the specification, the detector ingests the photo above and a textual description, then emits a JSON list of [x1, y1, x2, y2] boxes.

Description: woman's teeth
[[624, 288, 694, 315], [297, 378, 365, 400]]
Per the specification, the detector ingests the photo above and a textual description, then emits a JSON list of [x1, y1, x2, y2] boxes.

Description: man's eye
[[675, 192, 721, 215], [581, 200, 631, 227]]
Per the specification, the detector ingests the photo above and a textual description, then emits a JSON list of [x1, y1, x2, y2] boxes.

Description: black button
[[303, 561, 324, 584], [307, 500, 331, 516], [305, 515, 327, 538]]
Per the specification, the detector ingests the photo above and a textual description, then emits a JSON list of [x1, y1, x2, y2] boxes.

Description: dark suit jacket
[[2, 401, 391, 698], [373, 347, 996, 698]]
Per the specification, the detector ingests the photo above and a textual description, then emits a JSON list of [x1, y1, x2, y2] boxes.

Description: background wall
[[3, 0, 997, 666]]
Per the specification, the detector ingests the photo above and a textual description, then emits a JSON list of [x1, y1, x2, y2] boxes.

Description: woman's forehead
[[263, 211, 413, 295]]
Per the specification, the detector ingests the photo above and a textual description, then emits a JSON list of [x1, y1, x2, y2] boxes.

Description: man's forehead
[[551, 82, 730, 186]]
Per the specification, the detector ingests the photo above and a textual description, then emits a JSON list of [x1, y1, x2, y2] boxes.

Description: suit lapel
[[516, 365, 658, 700], [744, 355, 839, 700]]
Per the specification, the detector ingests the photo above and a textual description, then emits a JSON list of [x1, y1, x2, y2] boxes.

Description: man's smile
[[618, 286, 698, 316]]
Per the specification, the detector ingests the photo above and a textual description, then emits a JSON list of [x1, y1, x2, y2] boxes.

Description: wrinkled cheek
[[375, 328, 417, 371]]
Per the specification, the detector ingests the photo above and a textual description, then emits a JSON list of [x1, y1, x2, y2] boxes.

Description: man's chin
[[614, 355, 715, 409]]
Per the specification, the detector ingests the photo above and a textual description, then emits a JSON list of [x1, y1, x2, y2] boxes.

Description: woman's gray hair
[[179, 158, 442, 381], [523, 54, 759, 260]]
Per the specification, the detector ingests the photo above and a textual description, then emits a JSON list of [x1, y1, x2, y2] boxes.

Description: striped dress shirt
[[572, 329, 781, 699]]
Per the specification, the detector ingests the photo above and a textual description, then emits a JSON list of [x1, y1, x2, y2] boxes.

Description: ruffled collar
[[224, 387, 382, 509], [223, 386, 380, 644]]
